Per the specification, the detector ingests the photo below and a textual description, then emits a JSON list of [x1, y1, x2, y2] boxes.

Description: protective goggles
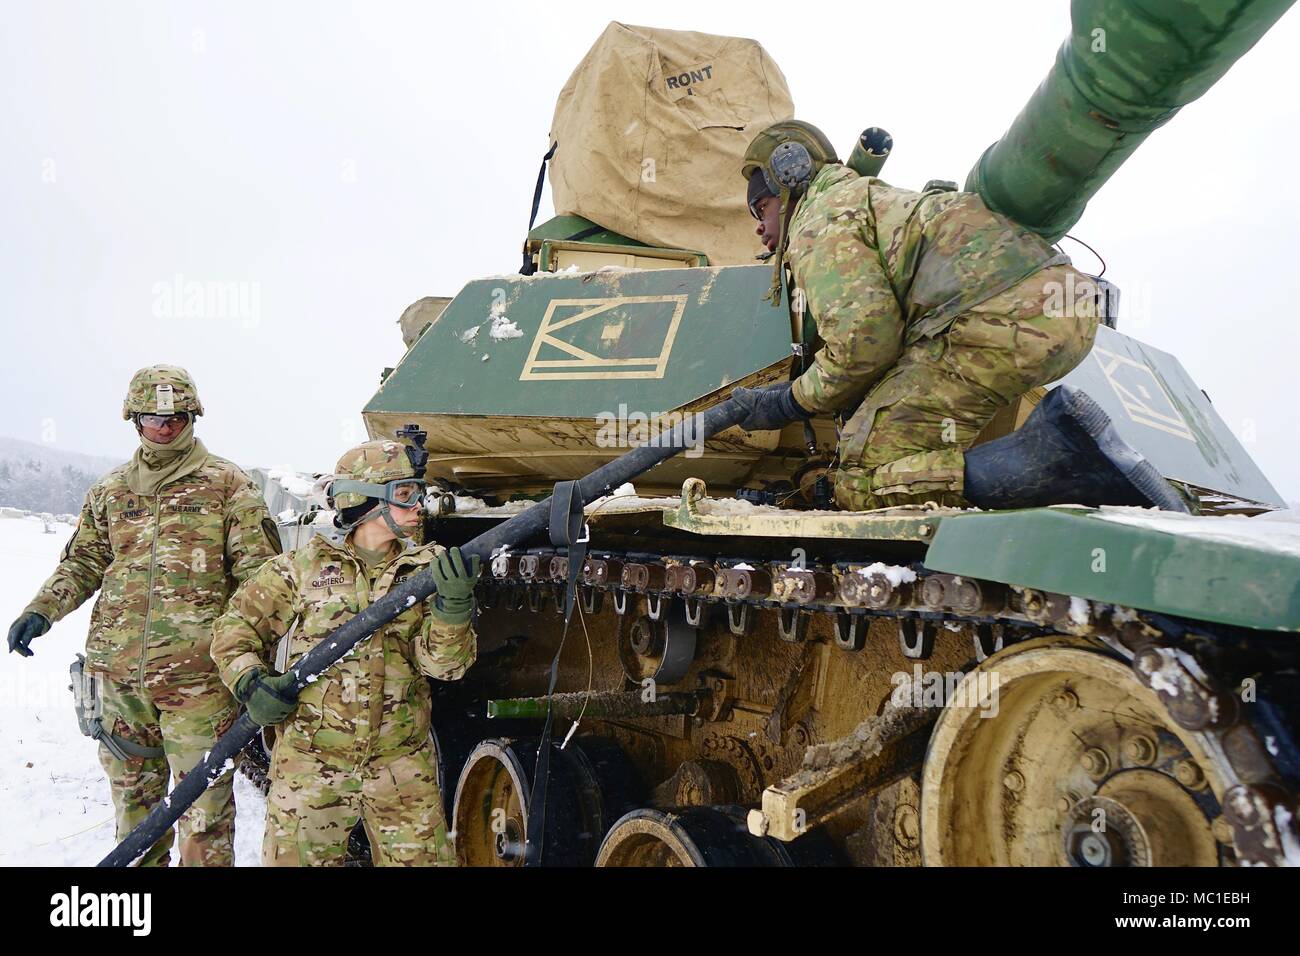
[[331, 477, 427, 508], [136, 412, 190, 429]]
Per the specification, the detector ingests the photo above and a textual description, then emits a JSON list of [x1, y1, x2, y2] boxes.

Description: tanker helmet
[[742, 121, 840, 307], [122, 365, 204, 421], [741, 120, 839, 197]]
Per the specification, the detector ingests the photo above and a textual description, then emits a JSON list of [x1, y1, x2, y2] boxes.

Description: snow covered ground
[[0, 514, 264, 866]]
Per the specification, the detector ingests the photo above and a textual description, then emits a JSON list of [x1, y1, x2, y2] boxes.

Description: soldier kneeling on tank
[[210, 439, 480, 866], [731, 120, 1188, 514]]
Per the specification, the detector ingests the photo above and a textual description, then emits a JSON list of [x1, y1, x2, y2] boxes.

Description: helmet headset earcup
[[767, 141, 814, 194]]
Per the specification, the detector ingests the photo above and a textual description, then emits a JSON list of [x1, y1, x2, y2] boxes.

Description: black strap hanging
[[523, 480, 588, 865], [520, 141, 559, 275], [549, 479, 589, 623], [95, 722, 165, 761]]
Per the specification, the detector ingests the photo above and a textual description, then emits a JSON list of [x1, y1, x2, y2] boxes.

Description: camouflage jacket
[[210, 533, 476, 767], [24, 454, 280, 686], [786, 165, 1065, 413]]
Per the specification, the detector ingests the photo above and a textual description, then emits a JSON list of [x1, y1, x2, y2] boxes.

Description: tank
[[329, 12, 1300, 867]]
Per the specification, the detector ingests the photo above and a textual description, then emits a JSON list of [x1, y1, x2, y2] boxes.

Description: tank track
[[476, 542, 1300, 865], [237, 739, 271, 796]]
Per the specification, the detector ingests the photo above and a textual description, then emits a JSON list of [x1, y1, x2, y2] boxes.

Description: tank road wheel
[[594, 806, 839, 867], [454, 739, 532, 866], [920, 639, 1235, 866], [452, 737, 640, 867]]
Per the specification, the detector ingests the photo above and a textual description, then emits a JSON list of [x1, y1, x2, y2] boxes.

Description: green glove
[[234, 668, 300, 726], [8, 611, 50, 657], [430, 547, 481, 625]]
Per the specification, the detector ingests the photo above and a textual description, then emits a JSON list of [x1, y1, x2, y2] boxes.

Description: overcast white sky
[[1, 0, 1297, 500]]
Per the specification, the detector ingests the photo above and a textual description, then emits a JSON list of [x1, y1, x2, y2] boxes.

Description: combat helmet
[[328, 438, 427, 536], [741, 120, 840, 306], [122, 365, 204, 420]]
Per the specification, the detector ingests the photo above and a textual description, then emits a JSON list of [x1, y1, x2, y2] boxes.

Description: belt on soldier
[[69, 654, 166, 761]]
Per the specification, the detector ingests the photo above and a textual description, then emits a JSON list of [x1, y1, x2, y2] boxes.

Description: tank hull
[[424, 490, 1300, 866]]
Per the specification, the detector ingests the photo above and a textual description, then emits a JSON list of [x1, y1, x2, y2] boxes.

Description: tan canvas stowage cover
[[548, 23, 795, 267]]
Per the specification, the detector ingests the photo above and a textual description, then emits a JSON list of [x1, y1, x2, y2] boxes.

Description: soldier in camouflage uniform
[[210, 439, 479, 866], [731, 120, 1099, 511], [6, 365, 281, 865]]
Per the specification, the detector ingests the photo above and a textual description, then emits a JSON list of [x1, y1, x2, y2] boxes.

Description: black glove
[[731, 382, 812, 432], [7, 611, 50, 657], [234, 668, 300, 726], [431, 546, 481, 625]]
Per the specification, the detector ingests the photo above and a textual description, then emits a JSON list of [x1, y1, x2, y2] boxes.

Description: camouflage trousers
[[99, 675, 238, 866], [833, 264, 1099, 510], [262, 741, 455, 867]]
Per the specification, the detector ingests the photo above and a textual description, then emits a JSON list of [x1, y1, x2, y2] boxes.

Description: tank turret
[[365, 13, 1284, 511]]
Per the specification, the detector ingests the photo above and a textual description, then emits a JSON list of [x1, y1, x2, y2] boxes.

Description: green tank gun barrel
[[966, 0, 1295, 241]]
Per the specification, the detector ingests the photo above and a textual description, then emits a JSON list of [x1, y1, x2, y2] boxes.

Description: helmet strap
[[376, 499, 417, 539], [337, 498, 416, 539], [764, 186, 794, 308]]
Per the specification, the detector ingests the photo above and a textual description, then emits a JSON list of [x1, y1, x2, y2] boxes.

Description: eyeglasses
[[137, 413, 189, 429], [749, 194, 778, 222]]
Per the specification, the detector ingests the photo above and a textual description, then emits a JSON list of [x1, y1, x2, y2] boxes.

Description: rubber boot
[[963, 385, 1190, 512]]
